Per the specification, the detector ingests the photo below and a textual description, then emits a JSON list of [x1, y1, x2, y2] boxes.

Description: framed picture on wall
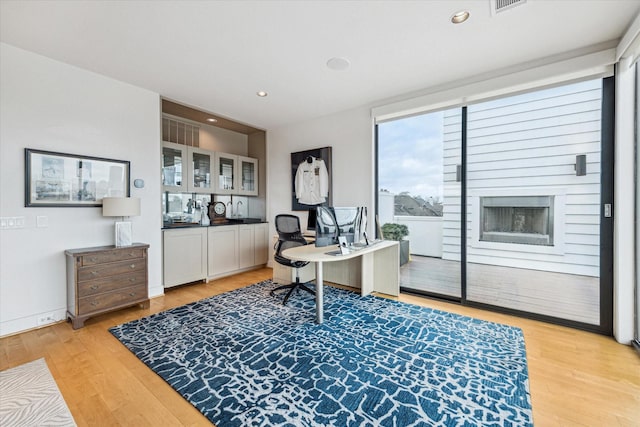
[[25, 148, 130, 207], [291, 147, 332, 211]]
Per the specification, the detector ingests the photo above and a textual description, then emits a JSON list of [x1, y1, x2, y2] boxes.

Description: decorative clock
[[209, 201, 227, 223]]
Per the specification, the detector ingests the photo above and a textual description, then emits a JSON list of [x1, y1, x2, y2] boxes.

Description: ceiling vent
[[490, 0, 526, 15]]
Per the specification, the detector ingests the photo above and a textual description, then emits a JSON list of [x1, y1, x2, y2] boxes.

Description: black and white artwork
[[25, 148, 130, 207], [291, 147, 332, 211]]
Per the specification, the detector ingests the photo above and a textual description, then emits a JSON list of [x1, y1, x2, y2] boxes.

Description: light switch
[[7, 218, 15, 228], [0, 218, 7, 229], [36, 215, 49, 228], [15, 216, 25, 228]]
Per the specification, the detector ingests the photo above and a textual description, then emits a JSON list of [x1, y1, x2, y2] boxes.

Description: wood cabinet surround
[[65, 243, 150, 329]]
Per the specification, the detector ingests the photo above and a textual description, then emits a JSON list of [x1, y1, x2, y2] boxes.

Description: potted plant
[[381, 223, 410, 266]]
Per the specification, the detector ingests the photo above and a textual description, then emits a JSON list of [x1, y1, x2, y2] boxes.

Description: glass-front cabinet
[[164, 143, 258, 196], [238, 156, 258, 196], [188, 147, 213, 194], [215, 152, 238, 194], [162, 141, 187, 192]]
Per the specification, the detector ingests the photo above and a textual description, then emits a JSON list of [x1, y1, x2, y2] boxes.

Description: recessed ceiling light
[[451, 10, 470, 24], [326, 57, 350, 71], [206, 118, 218, 123], [256, 91, 268, 97]]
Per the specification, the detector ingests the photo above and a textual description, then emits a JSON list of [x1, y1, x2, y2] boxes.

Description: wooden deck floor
[[401, 255, 600, 324]]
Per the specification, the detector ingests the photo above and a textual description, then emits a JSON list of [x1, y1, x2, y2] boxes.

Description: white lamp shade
[[102, 197, 141, 217]]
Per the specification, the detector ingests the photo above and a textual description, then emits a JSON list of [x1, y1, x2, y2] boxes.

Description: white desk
[[282, 240, 399, 324]]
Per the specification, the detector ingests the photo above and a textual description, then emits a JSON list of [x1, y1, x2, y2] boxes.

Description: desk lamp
[[102, 197, 141, 247]]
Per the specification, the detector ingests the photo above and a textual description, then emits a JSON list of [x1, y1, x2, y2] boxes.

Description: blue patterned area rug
[[109, 280, 532, 426]]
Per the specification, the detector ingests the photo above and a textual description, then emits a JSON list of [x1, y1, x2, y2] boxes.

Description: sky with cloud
[[377, 111, 444, 201]]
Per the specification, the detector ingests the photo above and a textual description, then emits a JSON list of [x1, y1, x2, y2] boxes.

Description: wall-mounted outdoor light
[[575, 154, 587, 176]]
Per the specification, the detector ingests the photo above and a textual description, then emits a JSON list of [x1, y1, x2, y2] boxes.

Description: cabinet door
[[214, 152, 238, 194], [208, 225, 239, 277], [238, 156, 258, 196], [163, 228, 207, 287], [187, 147, 214, 194], [238, 225, 254, 269], [162, 141, 187, 192], [254, 223, 268, 265]]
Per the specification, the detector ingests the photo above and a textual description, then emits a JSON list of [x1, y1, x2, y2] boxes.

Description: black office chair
[[271, 214, 315, 305]]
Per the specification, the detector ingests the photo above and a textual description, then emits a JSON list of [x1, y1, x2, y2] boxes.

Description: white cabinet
[[238, 156, 258, 196], [188, 146, 214, 194], [162, 142, 215, 194], [213, 152, 259, 196], [164, 144, 258, 196], [208, 225, 239, 277], [162, 223, 268, 286], [238, 223, 268, 269], [163, 228, 207, 288], [162, 141, 187, 192], [238, 225, 254, 269], [214, 152, 238, 194], [208, 223, 268, 279], [254, 223, 268, 265]]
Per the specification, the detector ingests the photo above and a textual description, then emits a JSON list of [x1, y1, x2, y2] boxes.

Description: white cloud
[[378, 112, 446, 199]]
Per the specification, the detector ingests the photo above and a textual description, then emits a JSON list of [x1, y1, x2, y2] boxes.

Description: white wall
[[0, 43, 162, 336], [199, 122, 249, 155], [267, 106, 374, 263], [393, 216, 443, 258], [614, 57, 636, 344]]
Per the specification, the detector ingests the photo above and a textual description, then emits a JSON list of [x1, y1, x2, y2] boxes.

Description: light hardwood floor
[[1, 267, 638, 426]]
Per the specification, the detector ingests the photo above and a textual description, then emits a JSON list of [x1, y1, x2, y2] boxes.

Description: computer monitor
[[315, 206, 367, 247], [306, 208, 317, 235]]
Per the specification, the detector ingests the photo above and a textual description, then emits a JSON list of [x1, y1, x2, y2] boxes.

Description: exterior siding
[[443, 80, 602, 276], [442, 109, 462, 261]]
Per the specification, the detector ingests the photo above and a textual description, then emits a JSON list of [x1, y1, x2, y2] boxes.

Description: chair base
[[271, 279, 315, 305]]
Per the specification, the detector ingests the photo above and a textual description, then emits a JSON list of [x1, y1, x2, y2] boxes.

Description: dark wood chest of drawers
[[65, 243, 150, 329]]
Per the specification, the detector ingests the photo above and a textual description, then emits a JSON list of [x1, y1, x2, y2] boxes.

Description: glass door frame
[[375, 77, 615, 336]]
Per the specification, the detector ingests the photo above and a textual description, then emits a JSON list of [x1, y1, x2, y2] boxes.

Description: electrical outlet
[[36, 312, 60, 326], [37, 215, 48, 228]]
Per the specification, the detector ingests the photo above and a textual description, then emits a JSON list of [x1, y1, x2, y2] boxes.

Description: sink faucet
[[227, 201, 233, 218], [236, 200, 243, 218]]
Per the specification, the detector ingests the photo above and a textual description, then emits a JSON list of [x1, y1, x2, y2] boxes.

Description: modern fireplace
[[480, 196, 554, 246]]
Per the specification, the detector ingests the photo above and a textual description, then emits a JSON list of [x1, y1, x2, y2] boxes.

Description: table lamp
[[102, 197, 141, 246]]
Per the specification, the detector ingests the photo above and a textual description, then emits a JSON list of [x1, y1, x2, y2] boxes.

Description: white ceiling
[[1, 0, 639, 130]]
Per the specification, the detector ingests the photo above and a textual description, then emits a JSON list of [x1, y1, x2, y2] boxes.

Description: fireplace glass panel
[[480, 196, 553, 246]]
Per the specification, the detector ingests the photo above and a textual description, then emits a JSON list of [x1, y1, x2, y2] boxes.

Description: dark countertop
[[162, 218, 267, 230]]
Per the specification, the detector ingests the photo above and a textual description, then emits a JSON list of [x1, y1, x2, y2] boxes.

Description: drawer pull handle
[[90, 257, 98, 262], [90, 301, 99, 306], [129, 292, 136, 297], [90, 285, 99, 290], [90, 271, 98, 276], [130, 264, 136, 269], [129, 278, 136, 282]]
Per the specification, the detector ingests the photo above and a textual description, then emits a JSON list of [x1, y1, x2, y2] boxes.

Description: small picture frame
[[338, 236, 349, 255]]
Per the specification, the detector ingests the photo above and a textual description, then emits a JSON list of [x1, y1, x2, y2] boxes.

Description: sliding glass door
[[377, 110, 461, 299], [464, 79, 611, 328], [376, 77, 614, 333]]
